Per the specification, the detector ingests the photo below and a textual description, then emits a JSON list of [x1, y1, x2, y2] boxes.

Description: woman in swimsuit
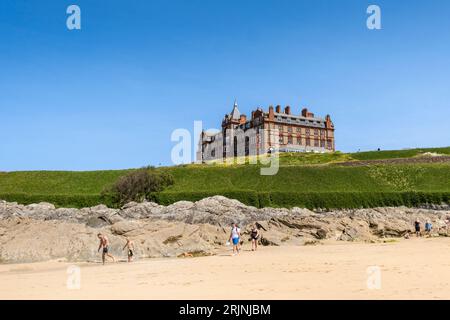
[[250, 224, 260, 251]]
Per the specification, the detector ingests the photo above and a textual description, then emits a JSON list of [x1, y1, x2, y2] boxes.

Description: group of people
[[98, 217, 450, 263], [96, 223, 261, 264], [97, 233, 135, 265], [405, 219, 442, 239], [411, 219, 433, 237], [228, 223, 260, 255]]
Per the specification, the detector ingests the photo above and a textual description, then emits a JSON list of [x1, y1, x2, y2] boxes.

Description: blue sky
[[1, 0, 449, 171]]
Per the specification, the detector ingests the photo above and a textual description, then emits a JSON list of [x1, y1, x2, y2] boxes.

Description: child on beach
[[97, 233, 116, 265], [123, 237, 135, 262], [425, 221, 432, 236], [229, 223, 241, 255], [414, 219, 421, 237]]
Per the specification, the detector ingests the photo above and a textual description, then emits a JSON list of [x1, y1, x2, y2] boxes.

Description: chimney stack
[[285, 106, 291, 115], [268, 105, 274, 120], [301, 108, 314, 118], [301, 108, 308, 117], [325, 114, 333, 128], [276, 105, 281, 113]]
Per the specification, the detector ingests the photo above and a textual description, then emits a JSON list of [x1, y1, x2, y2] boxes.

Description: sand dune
[[1, 238, 450, 300]]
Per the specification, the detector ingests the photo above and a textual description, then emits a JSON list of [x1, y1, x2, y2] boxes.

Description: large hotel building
[[197, 101, 335, 162]]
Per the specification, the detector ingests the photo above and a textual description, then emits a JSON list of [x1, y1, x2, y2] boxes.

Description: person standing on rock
[[250, 224, 260, 251], [229, 223, 241, 255], [123, 237, 135, 262], [97, 233, 116, 265]]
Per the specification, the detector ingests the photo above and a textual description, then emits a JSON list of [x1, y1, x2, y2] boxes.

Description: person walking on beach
[[250, 224, 260, 251], [97, 233, 116, 265], [229, 223, 241, 255], [123, 237, 135, 262], [414, 219, 421, 237]]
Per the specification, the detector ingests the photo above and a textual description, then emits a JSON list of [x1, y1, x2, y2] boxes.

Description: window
[[306, 128, 310, 135], [320, 140, 325, 148], [288, 137, 293, 144], [296, 127, 301, 133], [314, 129, 318, 136], [233, 136, 238, 157], [288, 126, 292, 133], [306, 138, 310, 146], [279, 136, 284, 144], [245, 136, 250, 156], [314, 139, 319, 147], [297, 136, 302, 145], [211, 148, 215, 157]]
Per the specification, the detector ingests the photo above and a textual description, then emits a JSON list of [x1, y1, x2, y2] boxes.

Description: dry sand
[[1, 238, 450, 300]]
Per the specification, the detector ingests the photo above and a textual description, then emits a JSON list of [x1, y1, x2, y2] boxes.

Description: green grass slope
[[349, 147, 450, 161], [0, 147, 449, 209]]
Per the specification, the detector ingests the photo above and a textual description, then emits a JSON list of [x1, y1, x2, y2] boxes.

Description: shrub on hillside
[[102, 167, 174, 206]]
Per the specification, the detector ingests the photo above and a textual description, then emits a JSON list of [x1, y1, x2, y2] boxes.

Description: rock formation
[[0, 197, 449, 263]]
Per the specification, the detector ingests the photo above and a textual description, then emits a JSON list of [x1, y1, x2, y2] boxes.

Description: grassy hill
[[1, 147, 449, 209]]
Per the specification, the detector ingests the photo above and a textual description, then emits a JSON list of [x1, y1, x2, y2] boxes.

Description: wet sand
[[1, 238, 450, 299]]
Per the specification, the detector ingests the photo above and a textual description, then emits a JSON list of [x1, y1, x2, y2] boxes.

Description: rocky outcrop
[[0, 197, 449, 263]]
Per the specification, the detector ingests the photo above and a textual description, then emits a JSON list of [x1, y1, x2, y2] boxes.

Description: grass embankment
[[0, 170, 130, 208], [349, 147, 450, 161], [0, 147, 449, 209]]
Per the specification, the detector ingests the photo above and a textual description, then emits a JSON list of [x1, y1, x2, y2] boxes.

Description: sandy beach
[[1, 237, 450, 300]]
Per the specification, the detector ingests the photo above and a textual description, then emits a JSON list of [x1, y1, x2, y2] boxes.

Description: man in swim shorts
[[97, 233, 116, 265], [123, 237, 135, 262]]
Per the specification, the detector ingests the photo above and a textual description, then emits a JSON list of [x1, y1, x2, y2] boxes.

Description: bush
[[0, 191, 448, 209], [0, 193, 110, 208], [102, 167, 174, 206], [150, 191, 450, 209]]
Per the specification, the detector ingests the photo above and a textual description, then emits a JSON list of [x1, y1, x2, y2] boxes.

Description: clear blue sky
[[1, 0, 449, 171]]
